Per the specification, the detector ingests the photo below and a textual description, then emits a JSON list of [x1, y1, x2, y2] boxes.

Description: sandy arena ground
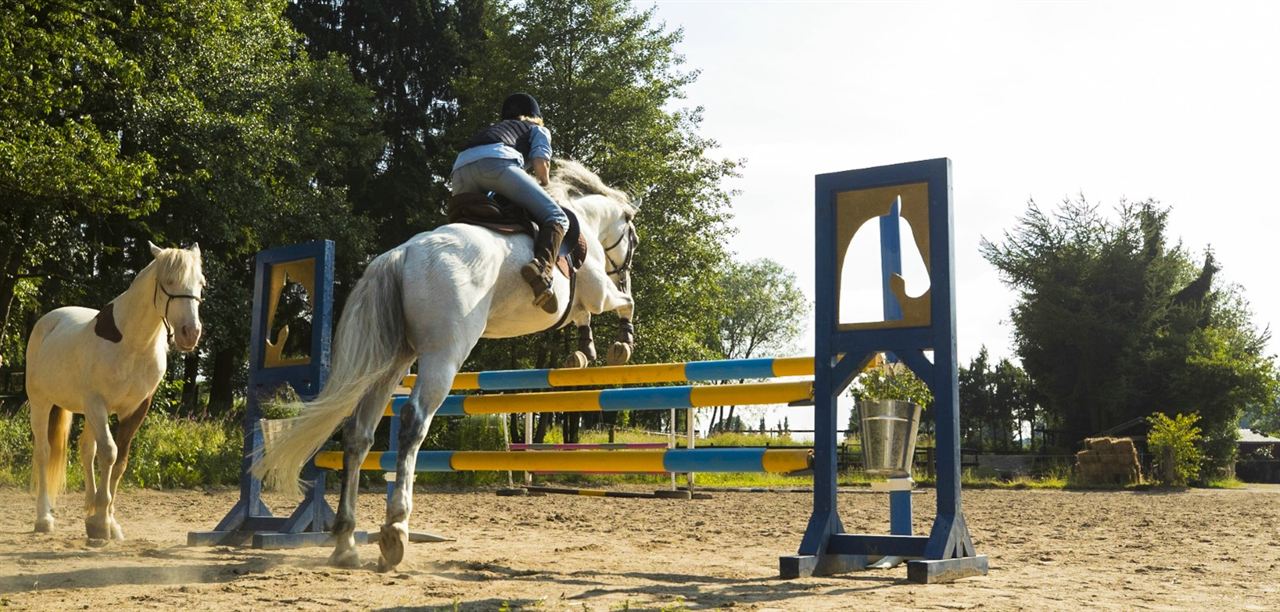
[[1, 484, 1278, 610]]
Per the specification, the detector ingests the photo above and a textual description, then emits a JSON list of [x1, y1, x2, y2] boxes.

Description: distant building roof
[[1239, 428, 1280, 444]]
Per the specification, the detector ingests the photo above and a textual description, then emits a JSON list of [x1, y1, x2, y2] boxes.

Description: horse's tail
[[33, 404, 73, 499], [251, 248, 412, 494]]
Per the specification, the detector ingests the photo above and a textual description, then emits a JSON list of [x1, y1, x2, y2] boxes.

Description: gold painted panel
[[264, 258, 317, 368], [834, 182, 932, 331]]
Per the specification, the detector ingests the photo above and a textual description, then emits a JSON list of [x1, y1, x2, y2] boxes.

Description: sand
[[1, 484, 1277, 610]]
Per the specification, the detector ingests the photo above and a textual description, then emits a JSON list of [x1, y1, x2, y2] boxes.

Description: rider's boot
[[521, 222, 565, 314]]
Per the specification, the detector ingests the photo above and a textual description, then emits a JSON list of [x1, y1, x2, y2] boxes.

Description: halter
[[603, 221, 637, 280], [154, 280, 202, 345]]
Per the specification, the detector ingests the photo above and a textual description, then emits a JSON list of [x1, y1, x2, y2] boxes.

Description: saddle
[[446, 192, 587, 279]]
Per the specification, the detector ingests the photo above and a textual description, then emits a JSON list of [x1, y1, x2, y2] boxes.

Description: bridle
[[603, 221, 637, 282], [154, 279, 202, 345]]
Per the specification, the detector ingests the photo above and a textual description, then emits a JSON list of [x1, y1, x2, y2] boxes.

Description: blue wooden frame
[[779, 158, 988, 583], [186, 240, 357, 549]]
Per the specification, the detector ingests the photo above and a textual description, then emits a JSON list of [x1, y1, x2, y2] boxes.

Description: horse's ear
[[189, 242, 200, 256], [148, 241, 163, 258]]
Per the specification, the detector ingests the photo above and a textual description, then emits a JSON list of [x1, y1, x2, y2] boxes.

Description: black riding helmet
[[500, 93, 541, 120]]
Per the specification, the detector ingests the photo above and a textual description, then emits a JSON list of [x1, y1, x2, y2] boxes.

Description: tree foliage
[[958, 347, 1037, 452], [705, 258, 807, 434], [982, 197, 1277, 469], [1147, 412, 1204, 486], [0, 0, 752, 441]]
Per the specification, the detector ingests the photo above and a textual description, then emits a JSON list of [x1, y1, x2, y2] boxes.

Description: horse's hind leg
[[330, 369, 405, 568], [29, 400, 55, 533], [379, 348, 466, 572]]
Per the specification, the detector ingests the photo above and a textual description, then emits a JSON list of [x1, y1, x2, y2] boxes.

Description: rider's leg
[[486, 161, 569, 312]]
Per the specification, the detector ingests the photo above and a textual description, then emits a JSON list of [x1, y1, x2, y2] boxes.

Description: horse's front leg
[[78, 429, 97, 521], [380, 356, 453, 572], [102, 396, 151, 541], [576, 269, 635, 366], [601, 274, 635, 366], [564, 311, 596, 368], [81, 400, 116, 545]]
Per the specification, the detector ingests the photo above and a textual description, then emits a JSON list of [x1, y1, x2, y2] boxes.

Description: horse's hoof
[[86, 537, 110, 548], [377, 524, 408, 572], [110, 520, 125, 541], [85, 518, 110, 541], [328, 548, 361, 569], [34, 517, 54, 533], [564, 351, 589, 369], [607, 342, 632, 365]]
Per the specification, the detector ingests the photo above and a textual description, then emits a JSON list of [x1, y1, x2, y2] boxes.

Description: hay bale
[[1110, 438, 1136, 455], [1084, 437, 1114, 452]]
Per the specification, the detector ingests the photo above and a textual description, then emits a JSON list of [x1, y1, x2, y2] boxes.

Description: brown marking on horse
[[94, 304, 123, 343]]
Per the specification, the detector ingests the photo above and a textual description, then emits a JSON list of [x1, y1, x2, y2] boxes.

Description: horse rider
[[450, 93, 569, 313]]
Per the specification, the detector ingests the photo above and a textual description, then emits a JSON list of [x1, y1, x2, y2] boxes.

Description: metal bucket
[[858, 399, 922, 478]]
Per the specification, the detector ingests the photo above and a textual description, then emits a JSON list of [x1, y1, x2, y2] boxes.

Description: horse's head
[[148, 242, 206, 352]]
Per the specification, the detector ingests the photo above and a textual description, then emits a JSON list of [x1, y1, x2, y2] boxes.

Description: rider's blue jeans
[[450, 158, 569, 232]]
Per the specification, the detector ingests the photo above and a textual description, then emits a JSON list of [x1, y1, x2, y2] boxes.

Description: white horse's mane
[[546, 160, 637, 217], [149, 247, 204, 288]]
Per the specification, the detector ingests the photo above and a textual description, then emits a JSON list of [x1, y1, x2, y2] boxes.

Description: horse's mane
[[151, 247, 203, 287], [546, 160, 637, 216]]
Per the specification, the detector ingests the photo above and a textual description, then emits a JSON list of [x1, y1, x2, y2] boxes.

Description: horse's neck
[[111, 263, 165, 347], [569, 199, 612, 242]]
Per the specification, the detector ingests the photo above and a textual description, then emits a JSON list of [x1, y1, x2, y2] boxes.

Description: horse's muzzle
[[177, 325, 202, 352]]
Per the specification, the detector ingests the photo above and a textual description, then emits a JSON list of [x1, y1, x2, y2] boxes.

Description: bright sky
[[644, 0, 1280, 436]]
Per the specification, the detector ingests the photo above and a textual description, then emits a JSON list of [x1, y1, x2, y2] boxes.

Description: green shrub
[[0, 404, 241, 490], [1147, 412, 1204, 487], [127, 410, 242, 489], [417, 415, 509, 487], [0, 405, 33, 487]]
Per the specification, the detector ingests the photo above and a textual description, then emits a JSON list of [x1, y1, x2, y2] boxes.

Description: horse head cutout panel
[[264, 260, 318, 368], [835, 183, 932, 330]]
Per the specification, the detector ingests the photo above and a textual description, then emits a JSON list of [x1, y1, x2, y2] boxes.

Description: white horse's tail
[[251, 248, 412, 494]]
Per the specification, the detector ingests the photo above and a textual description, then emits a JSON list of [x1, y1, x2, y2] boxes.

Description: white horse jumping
[[26, 243, 205, 543], [252, 161, 638, 571]]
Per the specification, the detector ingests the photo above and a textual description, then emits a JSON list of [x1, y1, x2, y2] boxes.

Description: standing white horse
[[252, 161, 637, 571], [26, 243, 205, 544]]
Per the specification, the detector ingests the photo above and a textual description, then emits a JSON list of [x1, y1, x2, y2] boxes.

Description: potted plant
[[850, 359, 933, 478]]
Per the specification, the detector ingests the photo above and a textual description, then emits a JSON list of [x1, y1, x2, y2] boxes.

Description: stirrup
[[522, 261, 559, 313]]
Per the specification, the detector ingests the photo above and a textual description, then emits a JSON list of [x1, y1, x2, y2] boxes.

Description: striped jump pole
[[316, 448, 812, 474], [404, 355, 814, 391], [384, 380, 814, 417]]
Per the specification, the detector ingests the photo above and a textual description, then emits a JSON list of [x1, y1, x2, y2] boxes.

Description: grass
[[1200, 476, 1247, 489]]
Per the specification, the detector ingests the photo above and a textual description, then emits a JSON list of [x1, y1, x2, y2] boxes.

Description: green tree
[[121, 0, 379, 413], [1, 1, 381, 414], [706, 258, 807, 434], [0, 1, 158, 360], [982, 197, 1277, 469], [286, 0, 481, 251], [958, 347, 1036, 451]]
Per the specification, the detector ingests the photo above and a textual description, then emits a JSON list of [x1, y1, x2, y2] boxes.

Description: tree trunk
[[0, 243, 27, 358], [208, 348, 237, 416], [181, 353, 200, 416], [533, 412, 549, 443]]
